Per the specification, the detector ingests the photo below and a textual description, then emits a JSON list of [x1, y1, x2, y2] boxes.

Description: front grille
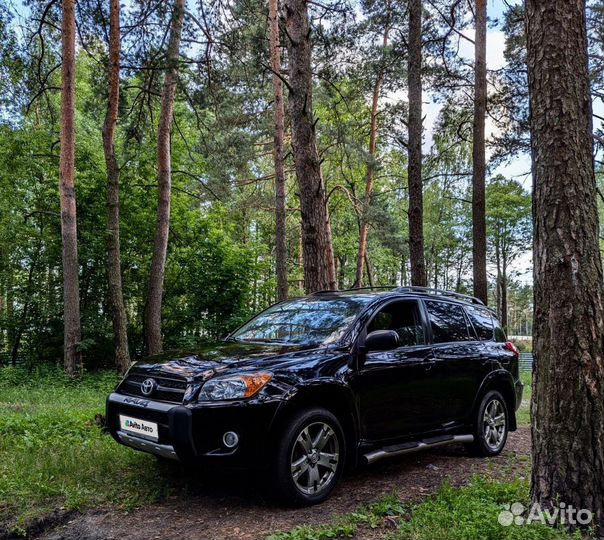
[[119, 373, 187, 403]]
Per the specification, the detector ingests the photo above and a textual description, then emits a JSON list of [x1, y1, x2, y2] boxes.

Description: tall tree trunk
[[269, 0, 288, 302], [103, 0, 130, 374], [0, 251, 5, 351], [501, 260, 508, 329], [354, 24, 390, 289], [527, 0, 604, 532], [407, 0, 426, 287], [11, 247, 39, 365], [284, 0, 336, 293], [60, 0, 82, 376], [6, 264, 13, 356], [472, 0, 488, 304], [144, 0, 185, 355], [495, 240, 502, 317]]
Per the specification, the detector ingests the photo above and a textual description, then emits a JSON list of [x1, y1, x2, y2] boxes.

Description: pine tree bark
[[103, 0, 130, 374], [354, 24, 390, 289], [60, 0, 82, 376], [407, 0, 427, 287], [144, 0, 185, 355], [501, 261, 508, 329], [269, 0, 288, 302], [284, 0, 336, 293], [472, 0, 488, 304], [527, 0, 604, 532]]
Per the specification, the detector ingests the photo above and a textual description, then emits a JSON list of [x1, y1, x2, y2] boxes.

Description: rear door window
[[425, 300, 471, 343], [465, 305, 495, 341]]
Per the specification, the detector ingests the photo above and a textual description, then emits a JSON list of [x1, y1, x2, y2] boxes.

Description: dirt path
[[36, 428, 530, 540]]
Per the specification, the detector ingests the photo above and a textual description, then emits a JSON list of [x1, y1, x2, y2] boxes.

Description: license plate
[[119, 415, 159, 441]]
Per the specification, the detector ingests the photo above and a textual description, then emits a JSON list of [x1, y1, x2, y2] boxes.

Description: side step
[[364, 434, 474, 465]]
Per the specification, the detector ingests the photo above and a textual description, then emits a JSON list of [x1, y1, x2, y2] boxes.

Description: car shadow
[[152, 441, 476, 508]]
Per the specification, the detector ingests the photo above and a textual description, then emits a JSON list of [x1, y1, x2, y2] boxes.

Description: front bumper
[[106, 392, 282, 466]]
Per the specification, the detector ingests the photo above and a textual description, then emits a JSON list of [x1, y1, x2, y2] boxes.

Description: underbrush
[[0, 366, 167, 535]]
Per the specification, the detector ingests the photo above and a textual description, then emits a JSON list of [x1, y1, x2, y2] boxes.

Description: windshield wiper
[[237, 337, 295, 345]]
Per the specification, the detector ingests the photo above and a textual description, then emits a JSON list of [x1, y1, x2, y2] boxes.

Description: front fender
[[269, 379, 361, 467]]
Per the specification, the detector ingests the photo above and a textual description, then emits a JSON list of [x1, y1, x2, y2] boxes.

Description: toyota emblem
[[141, 378, 157, 396]]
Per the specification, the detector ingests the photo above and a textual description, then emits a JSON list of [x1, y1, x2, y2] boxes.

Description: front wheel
[[273, 408, 346, 505], [466, 390, 509, 456]]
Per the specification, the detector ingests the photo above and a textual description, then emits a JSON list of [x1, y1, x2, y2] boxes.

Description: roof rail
[[310, 286, 485, 307], [310, 286, 395, 296], [394, 286, 485, 306]]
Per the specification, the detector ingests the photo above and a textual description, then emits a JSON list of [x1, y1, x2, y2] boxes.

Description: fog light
[[223, 431, 239, 448]]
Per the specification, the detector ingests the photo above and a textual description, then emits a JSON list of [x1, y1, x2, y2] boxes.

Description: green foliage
[[0, 0, 535, 370], [486, 175, 532, 269]]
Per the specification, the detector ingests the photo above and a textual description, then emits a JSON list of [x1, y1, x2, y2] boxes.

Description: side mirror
[[365, 330, 400, 352]]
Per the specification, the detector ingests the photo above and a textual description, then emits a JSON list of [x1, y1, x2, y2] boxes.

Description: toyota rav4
[[106, 286, 523, 505]]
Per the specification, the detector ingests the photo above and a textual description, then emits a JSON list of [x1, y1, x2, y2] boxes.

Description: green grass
[[269, 477, 581, 540], [517, 370, 532, 426], [0, 366, 168, 534]]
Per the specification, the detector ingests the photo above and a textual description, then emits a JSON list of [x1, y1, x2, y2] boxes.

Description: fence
[[519, 352, 533, 372]]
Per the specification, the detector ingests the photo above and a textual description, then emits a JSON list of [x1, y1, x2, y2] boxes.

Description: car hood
[[128, 341, 331, 382]]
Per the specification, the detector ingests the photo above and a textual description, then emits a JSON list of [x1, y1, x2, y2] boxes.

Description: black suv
[[107, 287, 523, 505]]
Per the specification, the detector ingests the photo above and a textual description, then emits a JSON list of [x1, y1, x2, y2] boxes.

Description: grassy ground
[[269, 477, 578, 540], [0, 366, 165, 535], [517, 370, 532, 426]]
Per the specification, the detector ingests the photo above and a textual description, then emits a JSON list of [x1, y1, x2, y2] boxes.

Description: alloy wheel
[[483, 398, 506, 450], [290, 421, 340, 495]]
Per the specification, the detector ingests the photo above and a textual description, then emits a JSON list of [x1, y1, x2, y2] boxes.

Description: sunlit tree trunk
[[501, 259, 508, 329], [407, 0, 426, 287], [269, 0, 288, 302], [60, 0, 82, 376], [284, 0, 336, 293], [103, 0, 130, 374], [354, 23, 390, 289], [144, 0, 185, 355], [472, 0, 488, 304], [527, 0, 604, 532]]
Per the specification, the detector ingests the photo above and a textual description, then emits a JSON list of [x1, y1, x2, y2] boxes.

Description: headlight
[[198, 372, 273, 401]]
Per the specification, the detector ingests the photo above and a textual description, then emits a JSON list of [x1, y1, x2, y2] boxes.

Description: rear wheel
[[273, 408, 345, 505], [466, 390, 508, 456]]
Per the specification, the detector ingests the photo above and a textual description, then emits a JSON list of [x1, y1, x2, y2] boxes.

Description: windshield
[[230, 296, 373, 346]]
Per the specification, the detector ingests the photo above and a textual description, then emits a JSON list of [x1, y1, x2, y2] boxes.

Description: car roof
[[309, 286, 496, 313]]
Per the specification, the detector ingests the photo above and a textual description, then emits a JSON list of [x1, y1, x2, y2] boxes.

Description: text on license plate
[[119, 414, 158, 441]]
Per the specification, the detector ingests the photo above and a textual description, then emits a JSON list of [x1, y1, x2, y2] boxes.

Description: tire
[[465, 390, 509, 457], [273, 407, 346, 505]]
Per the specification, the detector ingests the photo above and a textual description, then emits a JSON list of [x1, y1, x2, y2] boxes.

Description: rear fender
[[470, 370, 518, 431]]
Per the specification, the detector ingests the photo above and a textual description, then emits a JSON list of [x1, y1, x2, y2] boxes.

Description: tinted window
[[493, 318, 507, 342], [367, 301, 425, 346], [465, 305, 494, 341], [425, 300, 471, 343]]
